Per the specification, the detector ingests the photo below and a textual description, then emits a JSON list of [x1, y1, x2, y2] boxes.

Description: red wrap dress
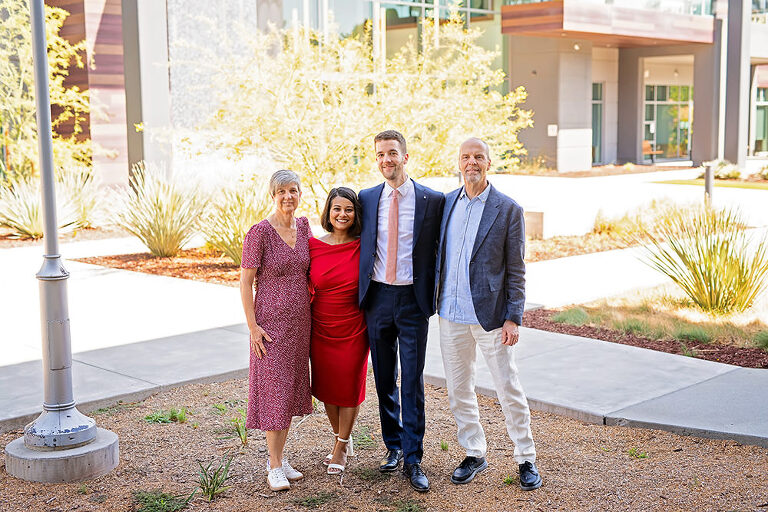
[[308, 237, 369, 407]]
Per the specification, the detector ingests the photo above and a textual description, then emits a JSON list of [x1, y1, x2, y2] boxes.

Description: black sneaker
[[518, 461, 542, 491], [450, 456, 488, 484]]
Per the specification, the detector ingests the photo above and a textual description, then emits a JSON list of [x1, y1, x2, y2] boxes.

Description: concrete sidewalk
[[2, 317, 766, 449]]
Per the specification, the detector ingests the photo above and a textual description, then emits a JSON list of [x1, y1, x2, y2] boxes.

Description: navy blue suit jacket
[[358, 180, 445, 317], [436, 183, 526, 330]]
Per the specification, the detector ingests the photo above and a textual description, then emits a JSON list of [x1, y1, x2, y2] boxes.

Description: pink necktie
[[385, 189, 399, 284]]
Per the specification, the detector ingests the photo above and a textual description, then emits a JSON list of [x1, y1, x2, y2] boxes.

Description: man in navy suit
[[436, 137, 542, 491], [359, 130, 444, 492]]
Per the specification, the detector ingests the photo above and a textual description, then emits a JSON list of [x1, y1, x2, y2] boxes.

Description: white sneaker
[[267, 466, 290, 491], [281, 459, 304, 481]]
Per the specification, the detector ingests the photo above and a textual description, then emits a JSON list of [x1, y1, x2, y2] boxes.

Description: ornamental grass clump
[[115, 163, 205, 257], [200, 178, 271, 265], [0, 177, 78, 238], [637, 206, 768, 314]]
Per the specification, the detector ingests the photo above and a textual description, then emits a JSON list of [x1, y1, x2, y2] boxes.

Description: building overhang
[[501, 1, 715, 48]]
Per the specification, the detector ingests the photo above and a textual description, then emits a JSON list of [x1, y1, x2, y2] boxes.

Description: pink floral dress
[[241, 217, 313, 430]]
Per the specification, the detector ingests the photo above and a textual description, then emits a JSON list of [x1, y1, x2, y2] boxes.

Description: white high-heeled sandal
[[327, 437, 354, 475], [323, 432, 339, 466]]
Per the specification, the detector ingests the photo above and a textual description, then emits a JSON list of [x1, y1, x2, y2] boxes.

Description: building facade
[[49, 0, 768, 183]]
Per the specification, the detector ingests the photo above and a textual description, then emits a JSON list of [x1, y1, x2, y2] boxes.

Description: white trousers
[[439, 316, 536, 464]]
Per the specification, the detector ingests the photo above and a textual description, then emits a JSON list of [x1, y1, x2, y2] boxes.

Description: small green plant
[[114, 162, 206, 257], [552, 307, 590, 326], [439, 440, 449, 451], [132, 490, 195, 512], [679, 342, 700, 358], [355, 467, 390, 482], [312, 397, 323, 414], [673, 325, 712, 344], [212, 403, 227, 414], [197, 453, 234, 502], [200, 178, 272, 265], [351, 425, 376, 450], [230, 408, 248, 446], [144, 408, 188, 424], [628, 447, 648, 459], [91, 400, 140, 416], [637, 205, 768, 314], [613, 318, 650, 336], [394, 499, 425, 512], [293, 492, 337, 509], [755, 330, 768, 350], [76, 484, 89, 495], [503, 474, 518, 486]]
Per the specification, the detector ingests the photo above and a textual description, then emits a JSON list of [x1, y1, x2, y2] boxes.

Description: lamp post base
[[4, 428, 119, 483]]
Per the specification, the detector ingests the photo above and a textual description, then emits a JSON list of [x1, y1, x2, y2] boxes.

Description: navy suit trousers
[[364, 282, 429, 465]]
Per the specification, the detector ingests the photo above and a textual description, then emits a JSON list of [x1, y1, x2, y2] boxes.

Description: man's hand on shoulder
[[501, 320, 519, 346]]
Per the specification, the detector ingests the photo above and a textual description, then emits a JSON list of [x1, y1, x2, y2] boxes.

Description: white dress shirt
[[372, 177, 415, 285]]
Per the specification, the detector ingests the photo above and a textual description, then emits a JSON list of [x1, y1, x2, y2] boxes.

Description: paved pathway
[[2, 235, 766, 448]]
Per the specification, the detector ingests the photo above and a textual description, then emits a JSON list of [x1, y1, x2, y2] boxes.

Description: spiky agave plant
[[638, 205, 768, 314], [0, 178, 78, 238], [199, 177, 272, 266], [114, 163, 205, 257]]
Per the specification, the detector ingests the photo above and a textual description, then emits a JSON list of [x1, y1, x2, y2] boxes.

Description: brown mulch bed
[[524, 309, 768, 369], [0, 226, 131, 249], [2, 375, 768, 511]]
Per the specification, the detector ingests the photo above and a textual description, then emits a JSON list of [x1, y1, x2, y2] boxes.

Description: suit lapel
[[439, 189, 462, 258], [367, 183, 384, 247], [471, 185, 501, 260], [412, 179, 428, 249]]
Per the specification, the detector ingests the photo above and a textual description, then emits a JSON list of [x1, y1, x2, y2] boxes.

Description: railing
[[502, 0, 713, 16]]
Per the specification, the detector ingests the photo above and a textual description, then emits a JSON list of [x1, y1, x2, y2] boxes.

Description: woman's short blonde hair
[[269, 169, 301, 196]]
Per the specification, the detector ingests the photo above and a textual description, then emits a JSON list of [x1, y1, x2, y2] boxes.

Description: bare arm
[[240, 267, 271, 358]]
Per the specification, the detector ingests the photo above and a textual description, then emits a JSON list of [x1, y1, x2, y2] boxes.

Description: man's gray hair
[[269, 169, 302, 196]]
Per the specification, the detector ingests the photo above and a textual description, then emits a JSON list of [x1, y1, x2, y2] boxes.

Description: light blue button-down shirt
[[438, 184, 491, 324]]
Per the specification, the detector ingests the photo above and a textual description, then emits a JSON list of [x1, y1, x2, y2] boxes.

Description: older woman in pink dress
[[240, 170, 313, 492]]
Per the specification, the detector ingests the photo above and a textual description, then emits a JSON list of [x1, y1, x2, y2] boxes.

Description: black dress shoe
[[518, 461, 542, 491], [379, 449, 403, 473], [403, 463, 430, 492], [450, 456, 488, 484]]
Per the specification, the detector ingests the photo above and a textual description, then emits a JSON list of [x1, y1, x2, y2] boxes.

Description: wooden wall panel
[[502, 1, 715, 47]]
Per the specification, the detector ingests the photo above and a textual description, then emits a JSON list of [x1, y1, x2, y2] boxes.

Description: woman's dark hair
[[320, 187, 362, 237]]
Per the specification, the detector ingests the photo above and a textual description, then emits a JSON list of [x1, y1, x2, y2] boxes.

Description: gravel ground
[[2, 375, 768, 512]]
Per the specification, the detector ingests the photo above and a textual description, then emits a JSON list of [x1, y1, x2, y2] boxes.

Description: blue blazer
[[358, 180, 445, 317], [436, 183, 526, 330]]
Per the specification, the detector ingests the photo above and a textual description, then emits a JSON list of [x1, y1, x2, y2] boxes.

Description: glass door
[[592, 83, 603, 164]]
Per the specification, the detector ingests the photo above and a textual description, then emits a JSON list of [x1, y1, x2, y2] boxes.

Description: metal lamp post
[[4, 0, 118, 482]]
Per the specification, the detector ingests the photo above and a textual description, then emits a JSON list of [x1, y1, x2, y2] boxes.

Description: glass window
[[681, 86, 690, 102], [592, 82, 603, 101], [645, 104, 655, 121], [758, 87, 768, 103], [669, 85, 680, 101], [656, 85, 667, 101], [645, 85, 654, 101], [329, 0, 372, 37]]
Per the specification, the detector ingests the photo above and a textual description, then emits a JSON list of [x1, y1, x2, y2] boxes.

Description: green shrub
[[200, 178, 272, 265], [114, 163, 205, 257], [637, 206, 768, 314], [700, 160, 741, 180], [672, 325, 712, 344], [0, 178, 78, 238], [755, 331, 768, 350], [552, 307, 590, 326]]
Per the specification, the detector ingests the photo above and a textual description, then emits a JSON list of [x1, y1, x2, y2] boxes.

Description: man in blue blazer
[[435, 138, 542, 491], [359, 130, 444, 492]]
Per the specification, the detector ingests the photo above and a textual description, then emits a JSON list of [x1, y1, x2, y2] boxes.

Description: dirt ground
[[2, 375, 768, 512]]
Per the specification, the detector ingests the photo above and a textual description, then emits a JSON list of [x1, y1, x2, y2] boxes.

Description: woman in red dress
[[309, 187, 369, 475]]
